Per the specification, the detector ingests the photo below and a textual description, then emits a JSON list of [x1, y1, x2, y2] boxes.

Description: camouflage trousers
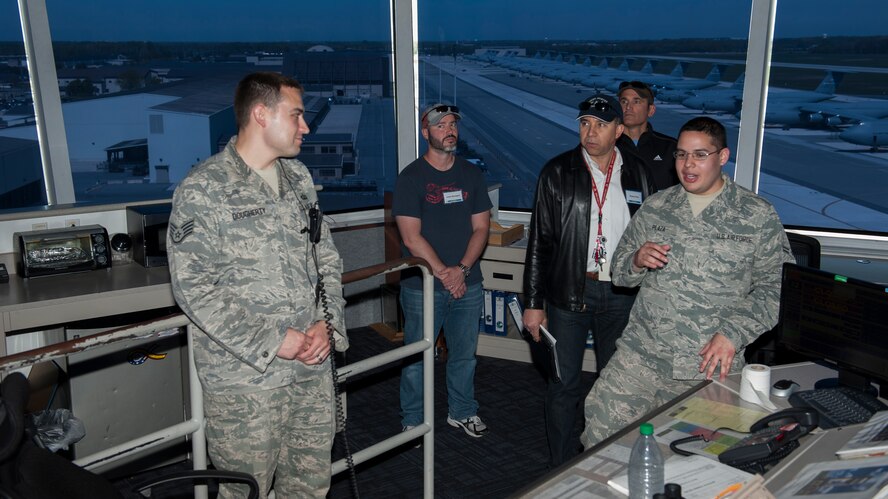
[[580, 342, 699, 449], [204, 372, 334, 499]]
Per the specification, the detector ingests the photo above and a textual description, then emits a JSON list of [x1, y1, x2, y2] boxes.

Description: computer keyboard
[[789, 387, 888, 429]]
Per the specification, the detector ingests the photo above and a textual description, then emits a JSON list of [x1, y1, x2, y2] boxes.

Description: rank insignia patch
[[170, 220, 194, 243]]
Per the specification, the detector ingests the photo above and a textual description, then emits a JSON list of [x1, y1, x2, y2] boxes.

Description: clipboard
[[507, 294, 562, 383]]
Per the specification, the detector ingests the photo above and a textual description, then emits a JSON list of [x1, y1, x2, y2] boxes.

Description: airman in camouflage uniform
[[581, 117, 794, 448], [168, 72, 345, 498]]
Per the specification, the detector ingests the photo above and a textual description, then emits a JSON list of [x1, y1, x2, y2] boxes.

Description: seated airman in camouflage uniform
[[581, 117, 795, 448]]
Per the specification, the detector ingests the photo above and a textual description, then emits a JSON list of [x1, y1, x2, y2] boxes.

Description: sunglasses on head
[[619, 80, 650, 91], [429, 105, 459, 115], [578, 99, 613, 113]]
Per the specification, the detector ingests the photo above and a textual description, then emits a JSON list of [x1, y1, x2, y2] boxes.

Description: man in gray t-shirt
[[392, 103, 492, 439]]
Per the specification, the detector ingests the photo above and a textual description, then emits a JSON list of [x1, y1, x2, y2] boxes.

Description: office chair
[[786, 232, 821, 270], [744, 232, 821, 366], [0, 373, 259, 499]]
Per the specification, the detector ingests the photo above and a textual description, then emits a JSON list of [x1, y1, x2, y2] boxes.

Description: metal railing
[[0, 256, 436, 498], [332, 257, 436, 498]]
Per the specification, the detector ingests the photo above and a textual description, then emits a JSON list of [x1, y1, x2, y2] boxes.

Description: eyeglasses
[[673, 149, 722, 161], [578, 99, 613, 113]]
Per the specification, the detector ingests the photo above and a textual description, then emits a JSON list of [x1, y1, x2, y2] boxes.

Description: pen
[[714, 482, 742, 499]]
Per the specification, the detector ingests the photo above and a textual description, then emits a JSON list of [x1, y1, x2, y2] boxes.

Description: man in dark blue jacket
[[617, 80, 679, 191], [522, 93, 656, 467]]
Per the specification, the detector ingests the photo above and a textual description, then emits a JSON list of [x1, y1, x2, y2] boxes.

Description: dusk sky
[[2, 0, 887, 42]]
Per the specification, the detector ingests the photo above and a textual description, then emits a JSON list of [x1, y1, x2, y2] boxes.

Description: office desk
[[514, 362, 863, 497], [0, 263, 175, 356]]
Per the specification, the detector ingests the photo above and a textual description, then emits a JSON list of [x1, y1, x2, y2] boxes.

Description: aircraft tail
[[704, 64, 725, 82], [669, 62, 687, 78], [814, 71, 844, 95], [640, 60, 655, 74]]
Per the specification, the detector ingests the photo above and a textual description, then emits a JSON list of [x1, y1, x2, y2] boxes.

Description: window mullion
[[18, 0, 75, 205]]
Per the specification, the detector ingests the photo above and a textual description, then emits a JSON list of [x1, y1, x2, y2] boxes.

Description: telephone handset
[[718, 407, 819, 473], [749, 407, 819, 433]]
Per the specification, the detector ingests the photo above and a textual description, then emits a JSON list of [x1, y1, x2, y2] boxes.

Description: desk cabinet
[[0, 264, 184, 468]]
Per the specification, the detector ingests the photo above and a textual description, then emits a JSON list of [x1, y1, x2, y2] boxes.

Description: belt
[[585, 271, 599, 281]]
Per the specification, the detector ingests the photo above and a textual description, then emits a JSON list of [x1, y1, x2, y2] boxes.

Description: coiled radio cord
[[312, 243, 360, 499]]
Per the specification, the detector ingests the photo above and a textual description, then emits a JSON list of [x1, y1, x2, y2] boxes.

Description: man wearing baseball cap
[[522, 93, 656, 467], [393, 103, 492, 440], [617, 80, 679, 190]]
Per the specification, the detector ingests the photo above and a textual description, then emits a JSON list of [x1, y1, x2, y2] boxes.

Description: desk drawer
[[480, 260, 524, 293]]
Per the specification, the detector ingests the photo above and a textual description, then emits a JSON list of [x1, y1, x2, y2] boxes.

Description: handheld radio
[[308, 206, 322, 244]]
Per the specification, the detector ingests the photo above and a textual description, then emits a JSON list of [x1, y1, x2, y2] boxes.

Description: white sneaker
[[447, 415, 488, 438]]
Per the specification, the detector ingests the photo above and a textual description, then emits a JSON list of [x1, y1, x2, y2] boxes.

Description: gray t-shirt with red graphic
[[392, 156, 491, 290]]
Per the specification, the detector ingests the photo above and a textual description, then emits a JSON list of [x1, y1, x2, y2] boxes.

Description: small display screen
[[778, 263, 888, 385]]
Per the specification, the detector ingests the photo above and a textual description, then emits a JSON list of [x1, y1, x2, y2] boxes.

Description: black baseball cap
[[576, 94, 622, 122]]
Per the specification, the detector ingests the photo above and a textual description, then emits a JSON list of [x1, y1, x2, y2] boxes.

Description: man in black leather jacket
[[522, 93, 656, 467]]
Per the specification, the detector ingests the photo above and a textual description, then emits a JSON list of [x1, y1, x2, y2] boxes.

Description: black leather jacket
[[524, 145, 656, 312]]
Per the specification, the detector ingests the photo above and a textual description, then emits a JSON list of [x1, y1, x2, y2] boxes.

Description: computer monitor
[[777, 262, 888, 397]]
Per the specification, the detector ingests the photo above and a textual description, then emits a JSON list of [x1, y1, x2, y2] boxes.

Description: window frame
[[17, 0, 74, 205], [8, 0, 888, 264]]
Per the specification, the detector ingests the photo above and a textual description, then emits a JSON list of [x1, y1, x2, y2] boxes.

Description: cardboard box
[[488, 221, 524, 246], [27, 361, 66, 413]]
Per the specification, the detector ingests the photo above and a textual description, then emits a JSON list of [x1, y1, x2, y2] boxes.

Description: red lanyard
[[585, 152, 616, 238]]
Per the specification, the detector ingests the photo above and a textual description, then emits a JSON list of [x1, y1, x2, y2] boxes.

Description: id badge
[[443, 190, 464, 204], [625, 190, 643, 205]]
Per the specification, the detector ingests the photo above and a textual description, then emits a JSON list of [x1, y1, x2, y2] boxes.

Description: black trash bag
[[27, 408, 86, 452]]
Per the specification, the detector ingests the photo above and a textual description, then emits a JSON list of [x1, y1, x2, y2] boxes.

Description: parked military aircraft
[[839, 120, 888, 150], [684, 72, 840, 122], [605, 62, 723, 94], [796, 100, 888, 127], [680, 73, 747, 112], [580, 59, 642, 90]]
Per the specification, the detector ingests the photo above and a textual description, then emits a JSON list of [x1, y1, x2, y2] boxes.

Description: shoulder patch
[[170, 220, 194, 243]]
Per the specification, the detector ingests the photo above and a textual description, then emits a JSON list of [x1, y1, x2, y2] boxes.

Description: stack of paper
[[836, 410, 888, 460], [773, 455, 888, 498], [607, 454, 753, 498]]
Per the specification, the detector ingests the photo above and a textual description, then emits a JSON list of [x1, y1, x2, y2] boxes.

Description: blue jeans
[[399, 283, 483, 427], [545, 279, 636, 467]]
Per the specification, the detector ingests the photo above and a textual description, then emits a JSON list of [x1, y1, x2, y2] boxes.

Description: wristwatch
[[457, 263, 471, 279]]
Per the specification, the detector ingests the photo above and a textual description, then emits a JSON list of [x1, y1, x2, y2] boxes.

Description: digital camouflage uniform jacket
[[168, 137, 346, 394], [610, 175, 794, 379]]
